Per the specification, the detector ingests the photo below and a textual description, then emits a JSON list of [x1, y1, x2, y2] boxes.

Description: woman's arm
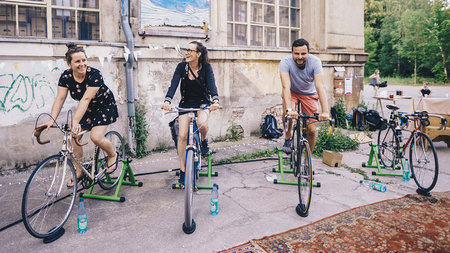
[[204, 64, 219, 103], [39, 86, 69, 129], [164, 63, 184, 105]]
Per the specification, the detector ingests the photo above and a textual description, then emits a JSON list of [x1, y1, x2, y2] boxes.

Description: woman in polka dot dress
[[39, 43, 119, 187]]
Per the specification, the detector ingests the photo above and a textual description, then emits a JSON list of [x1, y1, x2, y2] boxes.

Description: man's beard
[[295, 61, 306, 69]]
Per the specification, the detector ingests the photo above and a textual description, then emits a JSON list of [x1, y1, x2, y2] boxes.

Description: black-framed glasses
[[183, 48, 198, 54]]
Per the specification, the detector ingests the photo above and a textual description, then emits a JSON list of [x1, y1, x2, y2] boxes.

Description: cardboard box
[[322, 150, 343, 167]]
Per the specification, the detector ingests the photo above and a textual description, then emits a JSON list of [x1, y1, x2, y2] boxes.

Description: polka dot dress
[[58, 66, 118, 130]]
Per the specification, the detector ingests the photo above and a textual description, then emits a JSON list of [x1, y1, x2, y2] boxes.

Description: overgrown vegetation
[[214, 148, 275, 164], [313, 125, 359, 157], [342, 163, 381, 182], [154, 141, 169, 152], [213, 123, 244, 142], [134, 103, 150, 158], [333, 98, 348, 129]]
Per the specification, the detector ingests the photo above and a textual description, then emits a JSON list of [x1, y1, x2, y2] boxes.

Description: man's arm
[[314, 72, 330, 121], [280, 72, 292, 111]]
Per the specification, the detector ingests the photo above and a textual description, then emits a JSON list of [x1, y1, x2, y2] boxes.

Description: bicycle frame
[[185, 112, 201, 188]]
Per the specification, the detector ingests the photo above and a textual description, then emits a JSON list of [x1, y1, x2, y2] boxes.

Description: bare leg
[[282, 101, 297, 139], [177, 114, 190, 173], [90, 125, 116, 171], [306, 120, 317, 153], [196, 110, 210, 141]]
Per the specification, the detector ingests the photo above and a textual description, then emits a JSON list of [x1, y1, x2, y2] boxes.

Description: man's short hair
[[292, 39, 310, 52]]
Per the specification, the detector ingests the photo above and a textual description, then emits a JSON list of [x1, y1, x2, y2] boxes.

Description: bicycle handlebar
[[32, 124, 89, 146], [285, 113, 335, 136], [399, 111, 447, 130]]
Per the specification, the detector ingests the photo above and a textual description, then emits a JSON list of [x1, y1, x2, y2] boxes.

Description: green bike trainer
[[362, 143, 403, 177], [82, 157, 143, 202], [172, 151, 218, 190], [272, 148, 321, 187]]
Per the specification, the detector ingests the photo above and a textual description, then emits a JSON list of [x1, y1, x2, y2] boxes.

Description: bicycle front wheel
[[291, 122, 300, 177], [22, 154, 77, 238], [296, 141, 312, 217], [409, 132, 438, 192], [377, 125, 399, 168], [183, 149, 196, 234], [95, 131, 125, 190]]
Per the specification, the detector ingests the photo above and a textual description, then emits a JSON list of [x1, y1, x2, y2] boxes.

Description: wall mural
[[141, 0, 210, 28], [0, 61, 73, 127]]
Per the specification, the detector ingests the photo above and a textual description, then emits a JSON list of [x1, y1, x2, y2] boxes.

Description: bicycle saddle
[[386, 104, 400, 111]]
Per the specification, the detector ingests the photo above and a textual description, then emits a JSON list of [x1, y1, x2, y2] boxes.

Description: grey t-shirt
[[279, 54, 323, 95]]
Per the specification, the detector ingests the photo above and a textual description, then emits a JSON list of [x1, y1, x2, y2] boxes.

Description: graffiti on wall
[[141, 0, 210, 28], [0, 61, 74, 126]]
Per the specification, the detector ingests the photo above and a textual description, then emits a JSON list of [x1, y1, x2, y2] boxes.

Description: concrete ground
[[1, 85, 449, 252]]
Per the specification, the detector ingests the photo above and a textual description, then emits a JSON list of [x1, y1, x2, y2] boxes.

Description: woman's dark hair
[[65, 43, 86, 64], [189, 41, 209, 66], [292, 38, 310, 52]]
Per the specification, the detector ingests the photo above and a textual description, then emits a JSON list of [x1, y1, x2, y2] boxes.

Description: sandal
[[106, 152, 119, 174], [66, 174, 84, 188]]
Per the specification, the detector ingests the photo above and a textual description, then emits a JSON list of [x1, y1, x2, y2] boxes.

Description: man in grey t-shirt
[[280, 38, 330, 154]]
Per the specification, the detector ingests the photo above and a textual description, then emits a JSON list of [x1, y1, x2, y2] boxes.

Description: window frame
[[227, 0, 301, 49], [0, 0, 100, 40]]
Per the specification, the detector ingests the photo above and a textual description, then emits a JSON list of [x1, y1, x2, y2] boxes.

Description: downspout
[[121, 0, 136, 154]]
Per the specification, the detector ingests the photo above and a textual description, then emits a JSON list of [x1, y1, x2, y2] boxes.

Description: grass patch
[[326, 170, 341, 176], [213, 123, 244, 142], [214, 148, 275, 164], [153, 141, 169, 152], [342, 163, 381, 182]]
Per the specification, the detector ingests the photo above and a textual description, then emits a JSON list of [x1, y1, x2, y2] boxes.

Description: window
[[227, 0, 300, 48], [0, 0, 99, 40]]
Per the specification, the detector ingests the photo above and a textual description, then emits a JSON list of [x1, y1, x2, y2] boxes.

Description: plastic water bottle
[[402, 159, 410, 182], [210, 183, 218, 215], [77, 197, 87, 233], [360, 180, 387, 192]]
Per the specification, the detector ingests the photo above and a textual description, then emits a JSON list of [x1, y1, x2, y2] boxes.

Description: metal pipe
[[121, 0, 135, 154]]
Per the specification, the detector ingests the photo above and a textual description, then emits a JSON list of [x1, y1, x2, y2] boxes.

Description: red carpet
[[218, 191, 450, 253]]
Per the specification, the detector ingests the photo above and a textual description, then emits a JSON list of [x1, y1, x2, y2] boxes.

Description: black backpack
[[261, 114, 283, 139], [352, 107, 367, 131], [378, 81, 387, 88], [366, 109, 381, 131]]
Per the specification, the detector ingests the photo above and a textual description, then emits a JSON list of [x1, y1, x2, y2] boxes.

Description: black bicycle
[[286, 102, 334, 217]]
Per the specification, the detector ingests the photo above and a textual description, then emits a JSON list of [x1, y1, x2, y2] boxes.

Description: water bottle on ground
[[77, 197, 87, 233], [402, 159, 410, 182], [360, 180, 387, 192], [210, 183, 219, 215]]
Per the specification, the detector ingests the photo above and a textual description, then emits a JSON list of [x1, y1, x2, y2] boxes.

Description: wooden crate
[[322, 150, 343, 167]]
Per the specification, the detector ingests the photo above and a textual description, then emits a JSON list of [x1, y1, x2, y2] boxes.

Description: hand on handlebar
[[71, 121, 82, 135], [37, 120, 54, 132], [318, 112, 331, 121], [209, 102, 220, 111], [161, 101, 172, 111], [286, 110, 298, 119]]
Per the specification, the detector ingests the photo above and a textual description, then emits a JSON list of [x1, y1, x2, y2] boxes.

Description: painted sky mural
[[141, 0, 210, 28]]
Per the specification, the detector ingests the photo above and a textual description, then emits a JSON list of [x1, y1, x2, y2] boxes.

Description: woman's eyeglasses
[[184, 49, 198, 54]]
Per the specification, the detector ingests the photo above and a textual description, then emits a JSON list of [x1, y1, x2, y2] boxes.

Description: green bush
[[334, 98, 348, 129], [134, 103, 150, 158], [313, 125, 359, 157]]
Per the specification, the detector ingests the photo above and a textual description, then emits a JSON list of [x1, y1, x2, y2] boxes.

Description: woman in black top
[[161, 41, 220, 184], [39, 43, 119, 187]]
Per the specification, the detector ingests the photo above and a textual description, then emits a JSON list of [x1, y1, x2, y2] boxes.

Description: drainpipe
[[121, 0, 136, 154]]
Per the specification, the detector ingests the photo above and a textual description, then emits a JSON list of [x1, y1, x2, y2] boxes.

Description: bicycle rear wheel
[[22, 154, 77, 238], [95, 131, 125, 190], [377, 125, 399, 168], [296, 141, 312, 217], [183, 149, 196, 234], [409, 132, 438, 192]]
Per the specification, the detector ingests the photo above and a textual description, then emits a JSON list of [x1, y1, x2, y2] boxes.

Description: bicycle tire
[[95, 131, 125, 190], [377, 125, 399, 168], [291, 122, 300, 177], [22, 154, 77, 238], [409, 132, 438, 192], [296, 141, 312, 217], [183, 149, 196, 234]]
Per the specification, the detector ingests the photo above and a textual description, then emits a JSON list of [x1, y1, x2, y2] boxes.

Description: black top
[[58, 66, 118, 129], [164, 62, 219, 107]]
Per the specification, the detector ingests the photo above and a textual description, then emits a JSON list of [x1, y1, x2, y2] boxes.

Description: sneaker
[[201, 139, 209, 156], [178, 171, 185, 185], [282, 138, 293, 154]]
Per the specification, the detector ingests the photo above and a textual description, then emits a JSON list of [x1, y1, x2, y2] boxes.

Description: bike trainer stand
[[82, 157, 143, 202], [172, 151, 218, 190], [272, 148, 321, 187], [362, 143, 402, 177]]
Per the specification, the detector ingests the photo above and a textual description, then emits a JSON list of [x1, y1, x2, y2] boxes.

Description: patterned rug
[[218, 191, 450, 253]]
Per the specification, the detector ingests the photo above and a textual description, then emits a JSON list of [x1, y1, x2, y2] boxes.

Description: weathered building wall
[[0, 0, 367, 173]]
